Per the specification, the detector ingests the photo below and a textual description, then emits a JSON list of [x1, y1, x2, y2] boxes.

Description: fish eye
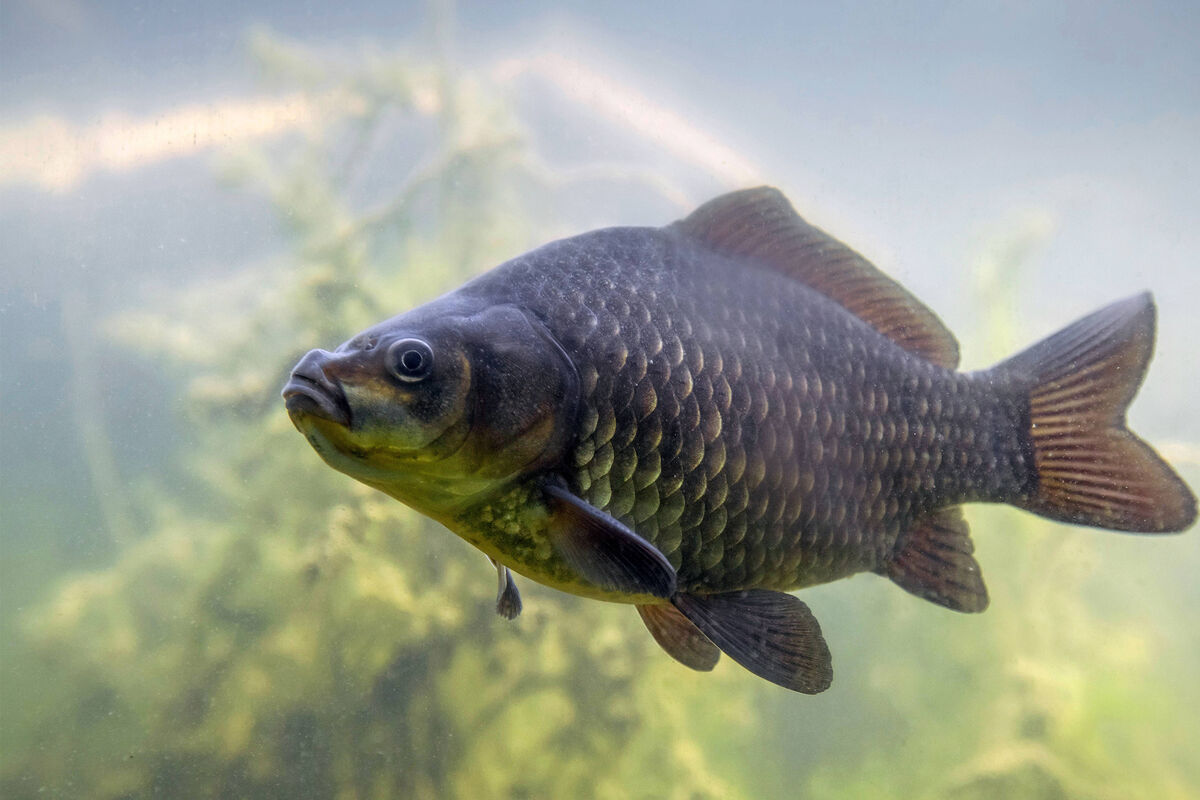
[[386, 338, 434, 383]]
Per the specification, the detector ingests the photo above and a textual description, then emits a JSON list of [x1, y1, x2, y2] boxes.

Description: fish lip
[[282, 364, 352, 428]]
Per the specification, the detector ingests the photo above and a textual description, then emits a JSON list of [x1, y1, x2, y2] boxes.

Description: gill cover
[[285, 302, 579, 514]]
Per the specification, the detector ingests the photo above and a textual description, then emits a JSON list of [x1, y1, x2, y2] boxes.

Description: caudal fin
[[996, 293, 1196, 532]]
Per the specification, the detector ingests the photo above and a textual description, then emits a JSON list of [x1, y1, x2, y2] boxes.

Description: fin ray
[[671, 187, 960, 368], [995, 293, 1196, 532], [671, 590, 832, 694], [637, 603, 720, 671], [544, 484, 677, 598], [884, 507, 988, 613]]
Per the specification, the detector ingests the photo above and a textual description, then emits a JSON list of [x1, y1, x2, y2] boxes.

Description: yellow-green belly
[[446, 481, 663, 604]]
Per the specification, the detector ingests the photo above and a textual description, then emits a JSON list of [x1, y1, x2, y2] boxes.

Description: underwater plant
[[4, 29, 1197, 800], [3, 33, 754, 800]]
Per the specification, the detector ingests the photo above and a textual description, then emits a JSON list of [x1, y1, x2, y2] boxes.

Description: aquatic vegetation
[[3, 34, 754, 800], [4, 31, 1197, 800]]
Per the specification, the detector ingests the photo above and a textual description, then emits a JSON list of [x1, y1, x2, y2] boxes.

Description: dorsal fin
[[671, 187, 960, 369]]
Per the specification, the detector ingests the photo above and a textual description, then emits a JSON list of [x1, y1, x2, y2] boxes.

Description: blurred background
[[2, 1, 1198, 798]]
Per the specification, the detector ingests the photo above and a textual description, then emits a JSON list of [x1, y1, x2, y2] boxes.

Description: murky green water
[[3, 5, 1199, 798]]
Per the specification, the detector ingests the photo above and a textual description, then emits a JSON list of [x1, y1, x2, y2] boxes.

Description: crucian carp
[[283, 188, 1196, 693]]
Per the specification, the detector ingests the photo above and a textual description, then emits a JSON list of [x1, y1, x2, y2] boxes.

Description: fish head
[[283, 301, 578, 516]]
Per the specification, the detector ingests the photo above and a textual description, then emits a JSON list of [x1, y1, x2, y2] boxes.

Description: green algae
[[3, 31, 1198, 800], [2, 34, 754, 800]]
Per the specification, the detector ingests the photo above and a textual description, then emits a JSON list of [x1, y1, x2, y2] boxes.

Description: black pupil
[[400, 349, 424, 373]]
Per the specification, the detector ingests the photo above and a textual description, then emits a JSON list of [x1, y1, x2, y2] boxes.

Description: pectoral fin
[[488, 557, 522, 620], [672, 590, 833, 694], [544, 484, 677, 598], [637, 603, 720, 671]]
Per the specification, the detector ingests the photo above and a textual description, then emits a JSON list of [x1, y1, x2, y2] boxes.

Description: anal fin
[[637, 603, 720, 671], [884, 507, 988, 613], [671, 590, 832, 694]]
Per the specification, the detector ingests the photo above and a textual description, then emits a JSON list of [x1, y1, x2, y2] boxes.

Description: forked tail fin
[[995, 293, 1196, 532]]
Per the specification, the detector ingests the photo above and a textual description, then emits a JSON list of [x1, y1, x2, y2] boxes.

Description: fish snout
[[282, 349, 352, 427]]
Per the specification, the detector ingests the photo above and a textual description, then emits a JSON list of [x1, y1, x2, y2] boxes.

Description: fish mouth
[[282, 351, 352, 427]]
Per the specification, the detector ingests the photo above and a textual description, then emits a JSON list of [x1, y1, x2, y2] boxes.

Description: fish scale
[[285, 187, 1195, 693], [461, 227, 1029, 593]]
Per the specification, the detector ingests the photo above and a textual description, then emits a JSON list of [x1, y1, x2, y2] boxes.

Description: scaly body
[[284, 188, 1196, 692], [454, 228, 1032, 597]]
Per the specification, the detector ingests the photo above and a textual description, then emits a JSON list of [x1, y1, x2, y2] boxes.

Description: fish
[[282, 187, 1197, 694]]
